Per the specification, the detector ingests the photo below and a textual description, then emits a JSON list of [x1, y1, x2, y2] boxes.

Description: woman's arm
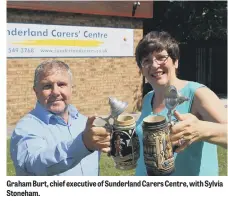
[[191, 87, 227, 148], [198, 121, 227, 148], [170, 87, 227, 152]]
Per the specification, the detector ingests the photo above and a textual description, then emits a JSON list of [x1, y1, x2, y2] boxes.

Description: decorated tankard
[[142, 115, 175, 176], [110, 115, 140, 170]]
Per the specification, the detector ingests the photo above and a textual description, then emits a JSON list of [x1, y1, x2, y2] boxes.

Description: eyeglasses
[[141, 55, 169, 69]]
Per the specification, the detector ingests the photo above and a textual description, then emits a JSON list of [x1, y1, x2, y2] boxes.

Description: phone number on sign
[[8, 48, 34, 53]]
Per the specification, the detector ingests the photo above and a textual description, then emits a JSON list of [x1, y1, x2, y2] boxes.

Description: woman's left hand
[[170, 110, 205, 153]]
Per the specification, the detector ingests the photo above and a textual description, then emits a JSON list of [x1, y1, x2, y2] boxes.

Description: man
[[10, 60, 110, 176]]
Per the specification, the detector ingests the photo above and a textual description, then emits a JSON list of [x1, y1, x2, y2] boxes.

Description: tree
[[144, 1, 227, 42]]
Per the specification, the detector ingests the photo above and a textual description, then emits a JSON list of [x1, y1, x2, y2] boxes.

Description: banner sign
[[7, 23, 134, 58]]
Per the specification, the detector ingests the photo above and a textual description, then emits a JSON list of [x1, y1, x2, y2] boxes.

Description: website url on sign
[[40, 48, 108, 54]]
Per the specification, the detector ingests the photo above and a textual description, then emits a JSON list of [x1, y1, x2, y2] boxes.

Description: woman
[[135, 31, 227, 176]]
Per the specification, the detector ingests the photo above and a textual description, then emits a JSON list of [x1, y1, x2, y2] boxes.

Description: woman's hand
[[170, 110, 205, 153]]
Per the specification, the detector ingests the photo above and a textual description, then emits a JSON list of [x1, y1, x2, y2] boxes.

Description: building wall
[[7, 9, 143, 125]]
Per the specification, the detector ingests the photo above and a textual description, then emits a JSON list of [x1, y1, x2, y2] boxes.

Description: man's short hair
[[33, 60, 73, 87]]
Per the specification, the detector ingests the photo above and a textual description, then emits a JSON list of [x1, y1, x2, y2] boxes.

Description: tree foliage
[[144, 1, 227, 42]]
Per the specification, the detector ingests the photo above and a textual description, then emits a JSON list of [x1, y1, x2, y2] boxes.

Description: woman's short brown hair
[[135, 31, 180, 68]]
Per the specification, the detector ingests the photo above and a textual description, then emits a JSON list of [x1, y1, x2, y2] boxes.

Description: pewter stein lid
[[108, 97, 128, 119]]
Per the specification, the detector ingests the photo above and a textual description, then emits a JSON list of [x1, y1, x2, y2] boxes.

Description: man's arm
[[10, 129, 92, 176]]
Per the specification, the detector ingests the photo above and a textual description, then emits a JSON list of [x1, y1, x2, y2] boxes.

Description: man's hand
[[82, 116, 111, 153]]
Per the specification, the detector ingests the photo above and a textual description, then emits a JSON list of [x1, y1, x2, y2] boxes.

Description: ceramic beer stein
[[110, 115, 140, 170], [142, 115, 175, 176]]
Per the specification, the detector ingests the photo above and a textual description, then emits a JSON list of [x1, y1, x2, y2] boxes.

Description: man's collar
[[68, 104, 79, 119], [32, 101, 79, 124]]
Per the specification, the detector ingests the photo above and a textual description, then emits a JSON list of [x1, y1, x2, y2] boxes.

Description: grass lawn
[[7, 139, 227, 176]]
